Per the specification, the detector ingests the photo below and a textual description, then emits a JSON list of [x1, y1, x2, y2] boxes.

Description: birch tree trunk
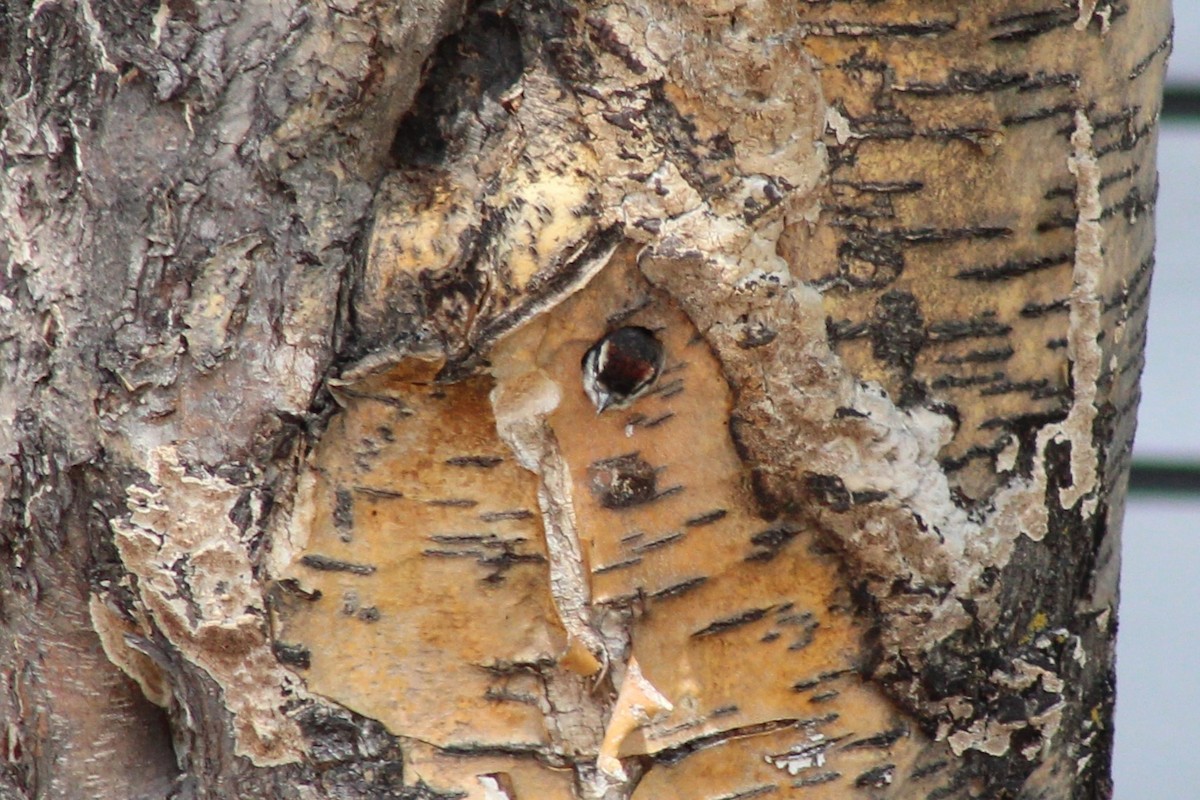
[[0, 1, 1168, 798]]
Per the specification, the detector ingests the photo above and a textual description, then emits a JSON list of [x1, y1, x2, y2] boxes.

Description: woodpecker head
[[581, 326, 665, 413]]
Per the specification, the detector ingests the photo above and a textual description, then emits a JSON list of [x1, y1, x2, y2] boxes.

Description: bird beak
[[596, 395, 612, 415]]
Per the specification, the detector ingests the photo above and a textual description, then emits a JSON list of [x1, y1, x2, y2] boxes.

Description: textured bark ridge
[[0, 0, 1166, 799], [1, 1, 466, 797]]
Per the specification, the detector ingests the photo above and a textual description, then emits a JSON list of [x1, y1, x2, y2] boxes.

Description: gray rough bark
[[1, 1, 463, 796], [0, 1, 1168, 799]]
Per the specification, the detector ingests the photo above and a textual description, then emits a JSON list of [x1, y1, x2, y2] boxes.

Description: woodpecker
[[581, 326, 665, 413]]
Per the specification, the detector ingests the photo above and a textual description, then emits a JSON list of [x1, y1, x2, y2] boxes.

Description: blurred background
[[1113, 7, 1200, 798]]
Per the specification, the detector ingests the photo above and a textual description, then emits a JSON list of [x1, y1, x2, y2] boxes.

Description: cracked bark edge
[[490, 371, 606, 669], [108, 446, 307, 766], [489, 347, 676, 799]]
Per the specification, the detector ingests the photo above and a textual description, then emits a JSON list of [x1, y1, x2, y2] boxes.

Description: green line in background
[[1163, 86, 1200, 119], [1129, 460, 1200, 496]]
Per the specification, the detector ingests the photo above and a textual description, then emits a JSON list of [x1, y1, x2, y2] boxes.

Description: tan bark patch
[[276, 254, 925, 795]]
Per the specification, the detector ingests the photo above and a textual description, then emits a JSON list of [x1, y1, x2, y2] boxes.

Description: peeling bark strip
[[110, 448, 306, 765], [0, 0, 1164, 799]]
